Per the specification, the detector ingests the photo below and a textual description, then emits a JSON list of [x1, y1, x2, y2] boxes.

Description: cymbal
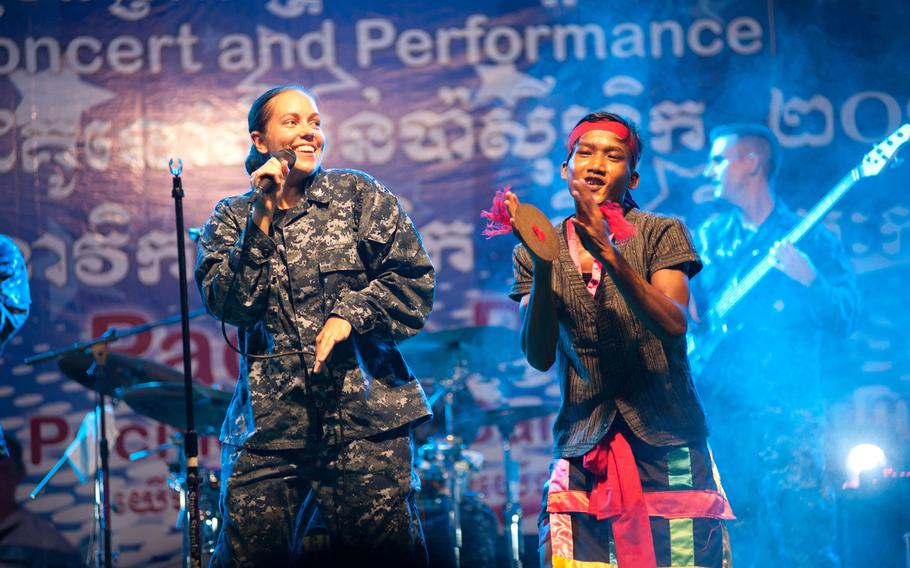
[[119, 381, 232, 436], [413, 377, 482, 445], [454, 403, 558, 435], [513, 203, 559, 262], [399, 326, 523, 380], [58, 350, 184, 397]]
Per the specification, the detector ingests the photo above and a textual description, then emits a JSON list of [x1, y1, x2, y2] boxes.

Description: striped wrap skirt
[[539, 421, 733, 568]]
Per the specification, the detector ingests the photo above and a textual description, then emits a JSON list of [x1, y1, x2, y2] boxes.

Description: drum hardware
[[401, 325, 559, 568], [501, 425, 523, 568], [129, 435, 221, 560], [442, 370, 468, 568], [418, 492, 500, 568], [23, 309, 209, 567], [460, 403, 557, 568], [119, 379, 231, 562], [416, 438, 484, 495], [56, 350, 185, 397]]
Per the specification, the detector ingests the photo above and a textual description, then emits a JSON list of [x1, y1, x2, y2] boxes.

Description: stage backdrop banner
[[1, 0, 909, 564]]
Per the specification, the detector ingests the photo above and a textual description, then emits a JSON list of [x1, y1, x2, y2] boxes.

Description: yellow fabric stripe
[[552, 556, 617, 568], [668, 446, 693, 489], [552, 558, 714, 568], [669, 518, 695, 566]]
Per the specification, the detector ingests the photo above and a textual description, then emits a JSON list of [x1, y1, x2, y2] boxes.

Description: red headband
[[568, 120, 637, 161]]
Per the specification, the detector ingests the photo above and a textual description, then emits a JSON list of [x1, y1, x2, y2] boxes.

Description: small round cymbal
[[513, 203, 558, 262], [58, 351, 184, 397], [399, 326, 522, 380], [454, 403, 558, 435], [119, 381, 232, 436]]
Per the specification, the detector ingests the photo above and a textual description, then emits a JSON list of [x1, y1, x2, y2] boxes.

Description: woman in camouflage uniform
[[196, 85, 436, 567]]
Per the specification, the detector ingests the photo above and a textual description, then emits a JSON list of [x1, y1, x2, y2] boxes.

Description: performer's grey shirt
[[510, 210, 708, 458], [196, 168, 435, 450]]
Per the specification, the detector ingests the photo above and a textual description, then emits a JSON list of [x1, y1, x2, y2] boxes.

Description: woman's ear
[[251, 131, 268, 155], [629, 171, 640, 189]]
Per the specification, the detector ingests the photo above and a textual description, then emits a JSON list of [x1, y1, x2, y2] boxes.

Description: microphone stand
[[90, 344, 114, 568], [169, 158, 203, 568]]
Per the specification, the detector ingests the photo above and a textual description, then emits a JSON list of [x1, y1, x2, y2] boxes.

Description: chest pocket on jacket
[[318, 245, 367, 299]]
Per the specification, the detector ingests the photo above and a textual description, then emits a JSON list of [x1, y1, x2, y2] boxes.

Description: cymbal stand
[[438, 368, 466, 568], [498, 420, 524, 568], [88, 343, 115, 568]]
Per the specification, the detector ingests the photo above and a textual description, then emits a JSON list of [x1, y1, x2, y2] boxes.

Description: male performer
[[692, 123, 858, 567], [507, 112, 732, 568]]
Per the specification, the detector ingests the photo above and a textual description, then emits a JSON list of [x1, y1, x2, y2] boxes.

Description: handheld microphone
[[254, 148, 297, 194]]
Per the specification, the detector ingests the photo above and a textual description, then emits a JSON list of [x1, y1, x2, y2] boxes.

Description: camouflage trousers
[[209, 427, 428, 568]]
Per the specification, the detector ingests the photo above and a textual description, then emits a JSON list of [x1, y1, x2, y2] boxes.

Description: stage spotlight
[[845, 443, 886, 478]]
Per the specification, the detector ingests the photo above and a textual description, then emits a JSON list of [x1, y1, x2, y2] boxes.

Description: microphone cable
[[214, 151, 312, 362]]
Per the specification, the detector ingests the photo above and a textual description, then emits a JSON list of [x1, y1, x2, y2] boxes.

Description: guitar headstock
[[861, 123, 910, 178]]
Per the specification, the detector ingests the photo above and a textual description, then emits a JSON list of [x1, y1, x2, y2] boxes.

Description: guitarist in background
[[691, 123, 859, 568]]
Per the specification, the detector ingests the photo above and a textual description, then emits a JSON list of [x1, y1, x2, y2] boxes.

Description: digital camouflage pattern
[[0, 234, 30, 355], [210, 430, 427, 567], [195, 167, 436, 450]]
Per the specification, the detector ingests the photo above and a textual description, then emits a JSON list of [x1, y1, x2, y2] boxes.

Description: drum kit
[[401, 326, 557, 568], [28, 319, 556, 568]]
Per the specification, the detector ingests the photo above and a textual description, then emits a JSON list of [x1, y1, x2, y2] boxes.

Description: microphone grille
[[276, 148, 297, 169]]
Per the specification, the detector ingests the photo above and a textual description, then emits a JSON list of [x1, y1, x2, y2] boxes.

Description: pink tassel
[[480, 187, 513, 238], [599, 202, 636, 243]]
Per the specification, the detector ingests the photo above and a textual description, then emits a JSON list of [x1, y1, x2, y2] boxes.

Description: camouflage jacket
[[0, 234, 30, 355], [195, 168, 435, 449]]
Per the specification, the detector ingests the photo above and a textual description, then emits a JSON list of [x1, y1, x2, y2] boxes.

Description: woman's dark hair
[[565, 112, 644, 170], [244, 84, 315, 174]]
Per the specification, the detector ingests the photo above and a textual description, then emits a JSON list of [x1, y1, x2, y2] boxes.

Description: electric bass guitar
[[687, 123, 910, 377]]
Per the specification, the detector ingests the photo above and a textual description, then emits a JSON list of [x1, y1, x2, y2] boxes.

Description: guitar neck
[[708, 167, 860, 321]]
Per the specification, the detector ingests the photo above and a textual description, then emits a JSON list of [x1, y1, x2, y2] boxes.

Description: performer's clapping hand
[[313, 316, 352, 373], [569, 179, 614, 260], [771, 240, 818, 287]]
